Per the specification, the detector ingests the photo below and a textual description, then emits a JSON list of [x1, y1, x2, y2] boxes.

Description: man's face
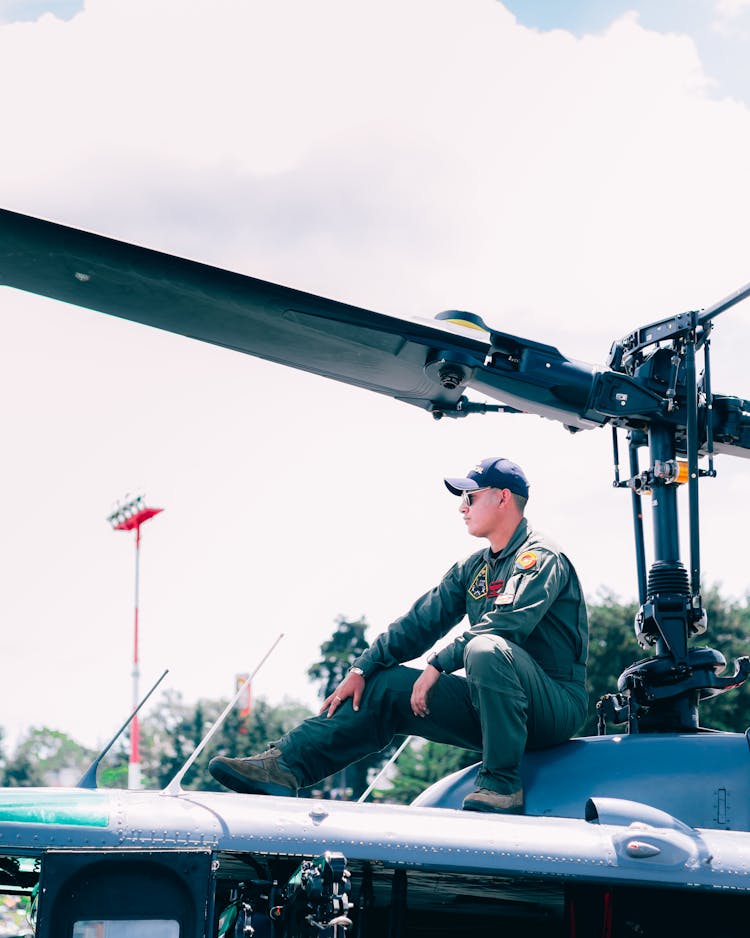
[[459, 486, 507, 538]]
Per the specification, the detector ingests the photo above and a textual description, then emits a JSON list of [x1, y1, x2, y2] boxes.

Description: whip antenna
[[77, 668, 169, 790], [163, 633, 284, 795], [358, 735, 413, 803]]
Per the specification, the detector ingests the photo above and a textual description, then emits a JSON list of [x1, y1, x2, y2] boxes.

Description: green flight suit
[[278, 519, 589, 795]]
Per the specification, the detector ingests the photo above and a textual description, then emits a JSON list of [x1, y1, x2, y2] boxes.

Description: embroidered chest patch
[[468, 563, 489, 599], [515, 550, 539, 571]]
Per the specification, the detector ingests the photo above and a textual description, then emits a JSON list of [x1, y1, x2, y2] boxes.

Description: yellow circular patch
[[515, 550, 538, 571]]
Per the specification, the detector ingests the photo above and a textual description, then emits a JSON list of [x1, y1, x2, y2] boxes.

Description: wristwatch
[[349, 666, 365, 677], [427, 654, 444, 673]]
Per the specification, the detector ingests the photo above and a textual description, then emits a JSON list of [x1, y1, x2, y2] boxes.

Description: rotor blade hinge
[[590, 372, 666, 419]]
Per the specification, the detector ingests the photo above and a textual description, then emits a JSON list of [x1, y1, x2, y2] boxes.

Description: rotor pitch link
[[430, 397, 523, 420]]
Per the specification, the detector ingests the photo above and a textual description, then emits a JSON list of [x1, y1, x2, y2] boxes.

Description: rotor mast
[[601, 302, 749, 733]]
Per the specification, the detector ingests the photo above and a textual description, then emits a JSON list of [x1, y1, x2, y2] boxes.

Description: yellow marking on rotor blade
[[444, 317, 488, 332]]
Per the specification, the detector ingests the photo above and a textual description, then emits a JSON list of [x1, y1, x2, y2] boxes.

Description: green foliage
[[97, 744, 129, 789], [581, 589, 640, 736], [139, 690, 313, 791], [378, 740, 478, 805], [0, 895, 32, 936], [583, 586, 750, 735], [693, 586, 750, 732], [0, 693, 310, 792], [138, 688, 206, 789], [307, 615, 370, 700], [3, 727, 94, 787]]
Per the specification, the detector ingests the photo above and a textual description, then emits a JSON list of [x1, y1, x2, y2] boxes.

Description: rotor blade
[[699, 280, 750, 326], [3, 207, 748, 453], [0, 207, 485, 414], [0, 208, 610, 429]]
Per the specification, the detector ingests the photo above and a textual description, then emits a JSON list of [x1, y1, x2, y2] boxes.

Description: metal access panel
[[35, 849, 213, 938]]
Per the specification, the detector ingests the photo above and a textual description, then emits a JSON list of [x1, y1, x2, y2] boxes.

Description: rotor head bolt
[[438, 364, 464, 390]]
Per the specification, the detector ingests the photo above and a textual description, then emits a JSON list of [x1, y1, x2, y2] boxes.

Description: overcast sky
[[1, 0, 750, 755]]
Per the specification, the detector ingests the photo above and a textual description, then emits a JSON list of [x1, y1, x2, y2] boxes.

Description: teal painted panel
[[0, 791, 110, 827]]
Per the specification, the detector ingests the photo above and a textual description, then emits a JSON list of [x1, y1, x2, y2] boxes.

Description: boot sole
[[462, 801, 524, 815]]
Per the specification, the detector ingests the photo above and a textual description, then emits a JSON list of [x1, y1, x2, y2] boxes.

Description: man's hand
[[410, 664, 441, 717], [320, 671, 365, 719]]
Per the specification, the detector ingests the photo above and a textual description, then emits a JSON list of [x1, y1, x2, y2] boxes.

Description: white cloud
[[1, 0, 750, 748], [712, 0, 750, 36]]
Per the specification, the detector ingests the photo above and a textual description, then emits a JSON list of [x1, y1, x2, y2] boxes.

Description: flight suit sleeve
[[351, 562, 468, 677], [431, 549, 566, 672]]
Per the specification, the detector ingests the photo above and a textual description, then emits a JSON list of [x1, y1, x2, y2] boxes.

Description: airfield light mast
[[107, 494, 163, 789]]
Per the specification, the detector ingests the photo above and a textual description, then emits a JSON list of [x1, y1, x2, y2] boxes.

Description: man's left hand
[[411, 664, 441, 717]]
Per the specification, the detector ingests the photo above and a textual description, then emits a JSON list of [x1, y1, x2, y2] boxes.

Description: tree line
[[1, 591, 749, 801]]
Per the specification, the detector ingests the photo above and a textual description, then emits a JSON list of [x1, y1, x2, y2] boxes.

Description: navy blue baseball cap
[[444, 457, 529, 498]]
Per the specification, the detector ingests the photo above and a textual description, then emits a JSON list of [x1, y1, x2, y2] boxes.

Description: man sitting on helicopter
[[210, 456, 589, 814]]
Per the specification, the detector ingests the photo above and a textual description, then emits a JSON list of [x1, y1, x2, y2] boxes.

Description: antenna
[[77, 668, 169, 789], [162, 633, 284, 796], [357, 735, 413, 803]]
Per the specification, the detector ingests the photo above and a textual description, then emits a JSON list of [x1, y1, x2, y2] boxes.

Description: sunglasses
[[460, 487, 491, 509]]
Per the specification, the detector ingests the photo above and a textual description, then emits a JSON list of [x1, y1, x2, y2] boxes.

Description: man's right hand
[[320, 671, 365, 718]]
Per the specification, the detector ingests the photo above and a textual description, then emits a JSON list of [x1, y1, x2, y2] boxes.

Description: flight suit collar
[[486, 518, 529, 563]]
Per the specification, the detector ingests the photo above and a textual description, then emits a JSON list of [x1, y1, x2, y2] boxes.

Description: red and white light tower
[[107, 494, 163, 789]]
